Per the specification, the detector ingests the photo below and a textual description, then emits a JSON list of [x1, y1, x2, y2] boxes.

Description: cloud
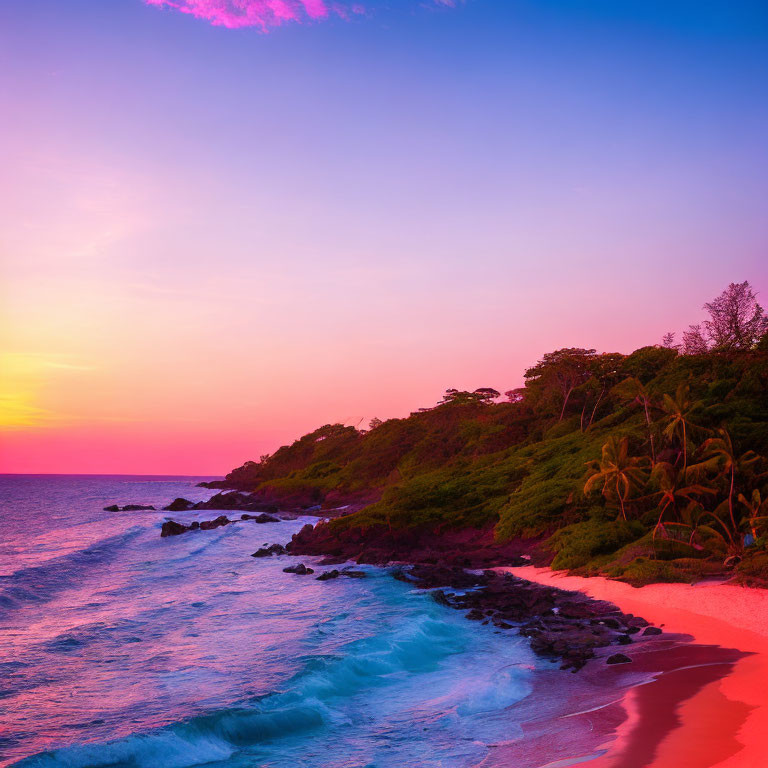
[[144, 0, 456, 30], [144, 0, 350, 30]]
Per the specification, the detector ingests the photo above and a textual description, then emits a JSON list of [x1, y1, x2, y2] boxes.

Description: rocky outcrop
[[161, 515, 230, 537], [392, 564, 663, 672], [287, 521, 545, 569]]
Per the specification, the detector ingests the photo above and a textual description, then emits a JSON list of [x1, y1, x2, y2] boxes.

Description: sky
[[1, 0, 767, 475]]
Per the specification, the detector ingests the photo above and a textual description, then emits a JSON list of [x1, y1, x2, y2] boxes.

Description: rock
[[617, 634, 633, 645], [254, 513, 280, 523], [642, 626, 663, 636], [316, 570, 340, 581], [606, 653, 632, 665], [251, 544, 286, 558], [104, 504, 155, 512], [199, 515, 230, 531], [340, 568, 366, 578], [283, 563, 314, 575], [318, 556, 349, 566], [164, 498, 195, 512], [161, 520, 189, 537]]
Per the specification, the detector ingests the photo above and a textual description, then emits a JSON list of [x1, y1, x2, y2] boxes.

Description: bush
[[549, 519, 645, 570]]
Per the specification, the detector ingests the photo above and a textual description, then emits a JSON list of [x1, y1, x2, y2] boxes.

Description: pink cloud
[[144, 0, 336, 30], [145, 0, 451, 30]]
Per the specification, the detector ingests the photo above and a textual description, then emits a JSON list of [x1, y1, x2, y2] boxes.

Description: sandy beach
[[500, 568, 768, 768]]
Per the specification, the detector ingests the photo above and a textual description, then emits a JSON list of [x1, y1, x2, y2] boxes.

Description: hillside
[[214, 285, 768, 585]]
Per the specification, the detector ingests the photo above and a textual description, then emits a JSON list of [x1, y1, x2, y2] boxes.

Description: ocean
[[0, 475, 540, 768]]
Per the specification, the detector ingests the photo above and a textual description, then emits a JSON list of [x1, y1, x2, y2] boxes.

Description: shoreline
[[499, 567, 768, 768]]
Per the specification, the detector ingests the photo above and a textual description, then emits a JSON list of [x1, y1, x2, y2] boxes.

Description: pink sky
[[1, 0, 766, 475]]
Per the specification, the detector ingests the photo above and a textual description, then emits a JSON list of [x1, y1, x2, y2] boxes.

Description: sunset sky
[[1, 0, 767, 475]]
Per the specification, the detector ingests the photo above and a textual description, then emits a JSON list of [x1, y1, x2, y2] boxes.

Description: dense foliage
[[224, 284, 768, 585]]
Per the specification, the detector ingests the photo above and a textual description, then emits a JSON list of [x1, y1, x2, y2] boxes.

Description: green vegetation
[[224, 282, 768, 585]]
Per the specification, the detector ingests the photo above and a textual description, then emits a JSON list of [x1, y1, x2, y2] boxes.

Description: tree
[[661, 383, 700, 471], [368, 417, 383, 431], [703, 281, 768, 351], [584, 436, 650, 520], [681, 324, 708, 355], [661, 332, 677, 349], [650, 462, 714, 540], [438, 388, 499, 406], [524, 348, 597, 421], [581, 353, 624, 431], [738, 489, 768, 540], [614, 376, 656, 462], [696, 429, 761, 534]]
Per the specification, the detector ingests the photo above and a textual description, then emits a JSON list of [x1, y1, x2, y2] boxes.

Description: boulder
[[103, 505, 120, 512], [161, 520, 189, 537], [164, 498, 195, 512], [641, 626, 663, 636], [251, 544, 286, 558], [316, 570, 340, 581], [200, 515, 230, 531], [606, 653, 632, 665], [283, 563, 314, 575], [340, 568, 367, 579], [121, 504, 155, 511]]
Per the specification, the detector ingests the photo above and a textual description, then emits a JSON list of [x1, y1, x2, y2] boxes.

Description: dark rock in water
[[431, 589, 452, 607], [389, 564, 652, 672], [316, 570, 340, 581], [161, 520, 189, 537], [606, 653, 632, 665], [340, 568, 366, 579], [283, 563, 314, 575], [254, 513, 280, 523], [199, 515, 230, 531], [318, 555, 349, 566], [642, 626, 663, 636], [104, 504, 155, 512], [164, 498, 195, 512], [190, 521, 200, 530], [251, 544, 286, 558]]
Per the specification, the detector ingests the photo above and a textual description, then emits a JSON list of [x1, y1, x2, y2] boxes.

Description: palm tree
[[615, 377, 656, 463], [696, 429, 761, 534], [584, 436, 650, 520], [738, 489, 768, 540], [650, 461, 714, 540], [661, 383, 700, 472]]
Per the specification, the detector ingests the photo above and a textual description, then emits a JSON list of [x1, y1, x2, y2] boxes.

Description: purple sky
[[1, 0, 766, 473]]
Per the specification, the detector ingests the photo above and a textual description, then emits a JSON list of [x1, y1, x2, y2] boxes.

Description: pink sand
[[500, 567, 768, 768]]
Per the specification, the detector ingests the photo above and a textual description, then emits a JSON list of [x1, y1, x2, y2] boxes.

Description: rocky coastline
[[154, 498, 703, 675]]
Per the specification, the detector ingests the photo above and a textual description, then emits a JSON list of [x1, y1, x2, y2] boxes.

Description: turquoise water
[[0, 476, 538, 768]]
